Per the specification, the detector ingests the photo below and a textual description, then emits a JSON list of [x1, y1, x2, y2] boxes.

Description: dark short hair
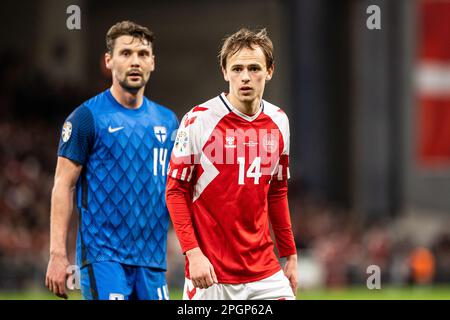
[[106, 20, 154, 54], [219, 28, 274, 70]]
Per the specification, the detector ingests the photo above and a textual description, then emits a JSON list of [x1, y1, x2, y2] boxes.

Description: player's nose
[[130, 52, 140, 67], [241, 69, 250, 82]]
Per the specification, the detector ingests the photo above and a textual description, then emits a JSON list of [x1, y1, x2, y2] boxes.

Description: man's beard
[[118, 76, 147, 92]]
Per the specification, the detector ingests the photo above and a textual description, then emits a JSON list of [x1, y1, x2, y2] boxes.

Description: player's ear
[[222, 67, 229, 82], [105, 52, 113, 70], [266, 63, 275, 81], [150, 54, 155, 72]]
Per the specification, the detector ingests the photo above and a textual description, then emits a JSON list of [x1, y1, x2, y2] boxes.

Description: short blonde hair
[[219, 28, 274, 70]]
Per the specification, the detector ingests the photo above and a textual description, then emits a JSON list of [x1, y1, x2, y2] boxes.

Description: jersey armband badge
[[62, 121, 72, 142], [174, 130, 189, 153]]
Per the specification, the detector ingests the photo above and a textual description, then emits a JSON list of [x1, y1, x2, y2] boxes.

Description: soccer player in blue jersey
[[45, 21, 178, 300]]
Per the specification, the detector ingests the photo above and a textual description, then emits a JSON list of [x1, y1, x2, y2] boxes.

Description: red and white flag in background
[[416, 0, 450, 166]]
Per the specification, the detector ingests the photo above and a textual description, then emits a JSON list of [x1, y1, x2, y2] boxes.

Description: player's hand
[[284, 254, 298, 296], [45, 253, 70, 299], [186, 247, 218, 289]]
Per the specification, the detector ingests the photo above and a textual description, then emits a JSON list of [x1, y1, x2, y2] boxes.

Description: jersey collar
[[219, 93, 264, 122]]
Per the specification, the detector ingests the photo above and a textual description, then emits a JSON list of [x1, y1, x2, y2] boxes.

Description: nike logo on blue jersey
[[108, 126, 124, 133]]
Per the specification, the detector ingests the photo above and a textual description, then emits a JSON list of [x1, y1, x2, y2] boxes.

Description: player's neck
[[110, 84, 144, 109], [227, 94, 261, 116]]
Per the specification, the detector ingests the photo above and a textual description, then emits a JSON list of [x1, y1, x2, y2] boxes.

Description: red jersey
[[166, 93, 296, 283]]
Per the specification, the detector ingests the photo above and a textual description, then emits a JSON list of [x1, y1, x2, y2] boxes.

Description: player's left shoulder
[[262, 99, 290, 124], [146, 98, 178, 125]]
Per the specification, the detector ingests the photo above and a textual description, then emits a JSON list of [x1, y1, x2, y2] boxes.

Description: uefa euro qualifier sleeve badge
[[174, 130, 188, 154], [62, 121, 72, 143]]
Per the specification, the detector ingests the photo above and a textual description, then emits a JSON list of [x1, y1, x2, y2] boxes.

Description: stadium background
[[0, 0, 449, 299]]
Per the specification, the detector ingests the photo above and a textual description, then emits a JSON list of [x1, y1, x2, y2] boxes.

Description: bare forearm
[[46, 156, 81, 298], [49, 182, 74, 257], [286, 254, 298, 263]]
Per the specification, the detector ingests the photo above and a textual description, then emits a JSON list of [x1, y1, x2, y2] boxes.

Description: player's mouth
[[127, 71, 143, 80], [239, 86, 253, 94]]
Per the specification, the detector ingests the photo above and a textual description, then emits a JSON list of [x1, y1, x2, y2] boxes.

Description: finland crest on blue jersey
[[58, 89, 179, 269]]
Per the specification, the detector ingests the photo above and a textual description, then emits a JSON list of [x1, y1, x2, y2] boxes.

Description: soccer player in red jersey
[[166, 28, 297, 300]]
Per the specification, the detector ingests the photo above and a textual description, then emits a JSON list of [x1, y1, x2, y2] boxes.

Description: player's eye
[[122, 50, 131, 56], [139, 51, 150, 57], [232, 67, 242, 72], [249, 66, 260, 72]]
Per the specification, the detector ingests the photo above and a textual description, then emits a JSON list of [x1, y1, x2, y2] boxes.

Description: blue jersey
[[58, 89, 178, 270]]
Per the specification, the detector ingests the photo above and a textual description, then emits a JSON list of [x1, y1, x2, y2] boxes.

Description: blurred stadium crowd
[[291, 197, 450, 289], [0, 51, 83, 289], [0, 50, 449, 293]]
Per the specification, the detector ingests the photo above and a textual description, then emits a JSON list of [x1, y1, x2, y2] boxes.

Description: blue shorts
[[80, 261, 169, 300]]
